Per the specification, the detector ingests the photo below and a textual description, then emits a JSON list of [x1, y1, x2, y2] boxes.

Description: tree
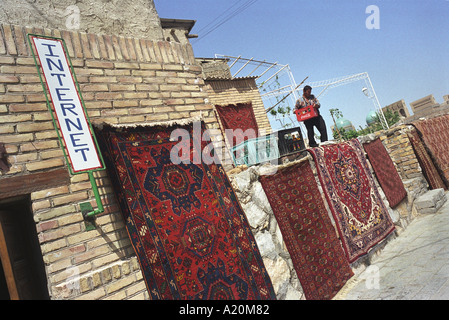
[[329, 108, 346, 141], [265, 76, 294, 129]]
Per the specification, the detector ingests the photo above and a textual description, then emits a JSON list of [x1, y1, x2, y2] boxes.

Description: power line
[[192, 0, 260, 44], [193, 0, 259, 43], [195, 0, 247, 34]]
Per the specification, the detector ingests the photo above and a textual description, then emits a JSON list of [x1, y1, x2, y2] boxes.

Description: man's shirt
[[295, 94, 320, 109]]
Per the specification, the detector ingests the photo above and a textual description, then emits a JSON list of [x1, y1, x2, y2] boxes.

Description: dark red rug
[[259, 160, 353, 300], [413, 115, 449, 188], [407, 128, 447, 190], [363, 138, 407, 208], [215, 102, 259, 146], [95, 120, 276, 300], [308, 140, 396, 263]]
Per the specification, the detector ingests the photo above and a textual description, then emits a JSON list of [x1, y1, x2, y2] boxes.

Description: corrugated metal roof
[[204, 76, 258, 81]]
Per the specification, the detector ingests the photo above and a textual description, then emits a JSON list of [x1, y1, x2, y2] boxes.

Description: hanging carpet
[[308, 139, 395, 263], [215, 102, 259, 146], [407, 128, 447, 190], [259, 159, 353, 300], [412, 115, 449, 188], [363, 138, 407, 208], [95, 119, 276, 300]]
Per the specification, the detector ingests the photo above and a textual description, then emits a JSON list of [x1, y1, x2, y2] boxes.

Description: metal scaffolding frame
[[214, 54, 389, 131], [214, 54, 302, 130], [299, 72, 389, 129]]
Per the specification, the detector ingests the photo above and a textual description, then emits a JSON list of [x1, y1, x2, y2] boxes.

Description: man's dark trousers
[[304, 115, 328, 147]]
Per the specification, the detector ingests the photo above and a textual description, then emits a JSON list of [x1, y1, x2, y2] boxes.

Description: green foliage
[[265, 75, 294, 128], [329, 108, 343, 119]]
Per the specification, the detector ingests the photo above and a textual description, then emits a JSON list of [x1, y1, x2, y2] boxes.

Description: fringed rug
[[308, 139, 395, 263], [413, 115, 449, 187], [259, 159, 353, 300], [215, 102, 259, 146], [95, 119, 276, 300], [407, 128, 446, 190], [363, 138, 407, 208]]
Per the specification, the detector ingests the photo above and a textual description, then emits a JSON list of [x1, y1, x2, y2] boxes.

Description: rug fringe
[[92, 113, 203, 130], [331, 274, 361, 300], [275, 154, 313, 170]]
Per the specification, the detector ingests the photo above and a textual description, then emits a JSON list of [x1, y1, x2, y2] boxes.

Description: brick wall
[[204, 77, 273, 167], [205, 77, 272, 136], [0, 23, 222, 300], [377, 125, 423, 181], [363, 125, 429, 225]]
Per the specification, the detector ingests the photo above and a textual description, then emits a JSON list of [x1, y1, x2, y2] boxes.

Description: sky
[[154, 0, 449, 135]]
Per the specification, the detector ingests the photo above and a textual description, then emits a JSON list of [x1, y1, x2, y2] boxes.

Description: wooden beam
[[0, 168, 70, 200], [0, 216, 19, 300]]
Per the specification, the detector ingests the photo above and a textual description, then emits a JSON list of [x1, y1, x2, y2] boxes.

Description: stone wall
[[0, 22, 223, 299], [0, 0, 163, 40], [229, 125, 433, 299], [198, 58, 232, 79], [229, 165, 304, 300]]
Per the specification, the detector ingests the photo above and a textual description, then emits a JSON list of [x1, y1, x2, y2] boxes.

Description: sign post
[[28, 34, 105, 230]]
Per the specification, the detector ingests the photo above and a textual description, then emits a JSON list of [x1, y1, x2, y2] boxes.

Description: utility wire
[[195, 0, 259, 41], [192, 0, 260, 44], [195, 0, 247, 35]]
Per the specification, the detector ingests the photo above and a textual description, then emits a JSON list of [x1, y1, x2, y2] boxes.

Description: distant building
[[409, 94, 439, 115], [382, 99, 410, 119], [401, 94, 449, 123], [366, 110, 378, 126], [197, 57, 273, 166], [335, 117, 355, 132], [331, 117, 356, 138]]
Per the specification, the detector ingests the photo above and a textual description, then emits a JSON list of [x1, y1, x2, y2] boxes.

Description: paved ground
[[334, 192, 449, 300]]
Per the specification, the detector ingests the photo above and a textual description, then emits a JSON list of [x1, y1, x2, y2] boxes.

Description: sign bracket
[[80, 171, 104, 230]]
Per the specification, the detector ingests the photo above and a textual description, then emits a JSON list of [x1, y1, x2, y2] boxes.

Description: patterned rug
[[308, 140, 396, 263], [259, 160, 353, 300], [363, 138, 407, 208], [95, 120, 276, 300], [215, 102, 259, 146], [407, 128, 447, 190], [413, 115, 449, 188]]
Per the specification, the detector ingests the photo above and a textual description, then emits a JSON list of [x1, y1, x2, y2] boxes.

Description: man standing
[[295, 85, 328, 148]]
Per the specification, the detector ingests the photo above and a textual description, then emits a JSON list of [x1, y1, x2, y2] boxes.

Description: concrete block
[[414, 189, 445, 213]]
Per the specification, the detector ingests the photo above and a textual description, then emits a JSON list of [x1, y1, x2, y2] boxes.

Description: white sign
[[31, 36, 103, 173]]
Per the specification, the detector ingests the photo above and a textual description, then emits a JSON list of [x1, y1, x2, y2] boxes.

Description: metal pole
[[260, 84, 294, 98], [84, 171, 104, 218], [228, 55, 241, 69], [233, 57, 253, 77], [257, 62, 279, 80], [366, 75, 389, 129], [248, 60, 266, 76], [316, 84, 331, 98], [259, 64, 288, 88], [266, 76, 309, 113]]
